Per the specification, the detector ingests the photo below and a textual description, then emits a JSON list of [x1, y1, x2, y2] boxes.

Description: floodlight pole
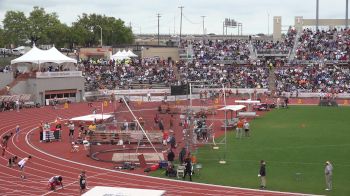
[[179, 6, 184, 43], [201, 16, 206, 36], [316, 0, 319, 30], [157, 13, 161, 45], [346, 0, 349, 28]]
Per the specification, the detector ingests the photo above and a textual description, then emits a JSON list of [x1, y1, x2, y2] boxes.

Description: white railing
[[36, 71, 82, 78]]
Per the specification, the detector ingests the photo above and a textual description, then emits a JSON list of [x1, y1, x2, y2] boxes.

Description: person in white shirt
[[325, 161, 333, 191], [18, 155, 32, 179], [243, 120, 250, 137], [147, 92, 151, 101]]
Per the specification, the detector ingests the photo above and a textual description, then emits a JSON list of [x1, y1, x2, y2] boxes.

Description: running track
[[0, 101, 322, 196]]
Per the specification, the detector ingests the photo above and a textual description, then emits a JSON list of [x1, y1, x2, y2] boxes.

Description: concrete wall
[[79, 47, 113, 60], [0, 72, 14, 89], [141, 47, 179, 61], [10, 81, 28, 95], [26, 77, 85, 104]]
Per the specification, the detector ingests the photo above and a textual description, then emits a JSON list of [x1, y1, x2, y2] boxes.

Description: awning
[[70, 114, 113, 122]]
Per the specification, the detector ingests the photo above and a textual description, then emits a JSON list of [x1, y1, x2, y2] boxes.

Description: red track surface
[[0, 98, 329, 196]]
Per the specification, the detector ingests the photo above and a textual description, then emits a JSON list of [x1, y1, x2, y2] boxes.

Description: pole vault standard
[[121, 97, 162, 160], [219, 84, 227, 164], [188, 82, 228, 162]]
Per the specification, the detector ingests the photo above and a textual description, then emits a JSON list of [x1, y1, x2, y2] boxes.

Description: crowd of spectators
[[3, 27, 350, 95], [253, 27, 297, 54], [180, 39, 251, 63], [294, 28, 350, 61], [275, 64, 350, 93], [82, 58, 177, 91], [177, 64, 269, 89]]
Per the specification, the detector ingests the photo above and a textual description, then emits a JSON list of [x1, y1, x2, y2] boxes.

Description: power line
[[183, 14, 200, 25]]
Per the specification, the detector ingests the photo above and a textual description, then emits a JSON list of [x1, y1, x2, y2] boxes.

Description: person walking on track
[[79, 170, 88, 194]]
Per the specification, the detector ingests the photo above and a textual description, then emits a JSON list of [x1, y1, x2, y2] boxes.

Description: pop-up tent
[[111, 50, 130, 60], [11, 45, 77, 64], [126, 49, 138, 57]]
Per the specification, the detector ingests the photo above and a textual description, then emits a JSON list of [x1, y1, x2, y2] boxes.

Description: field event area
[[151, 106, 350, 196]]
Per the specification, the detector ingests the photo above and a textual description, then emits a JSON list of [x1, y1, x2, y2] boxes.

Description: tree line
[[0, 6, 134, 49]]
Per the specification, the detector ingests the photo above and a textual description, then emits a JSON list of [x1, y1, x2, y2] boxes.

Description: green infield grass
[[150, 106, 350, 196]]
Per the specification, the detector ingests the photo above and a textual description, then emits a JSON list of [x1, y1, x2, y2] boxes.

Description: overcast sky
[[0, 0, 347, 35]]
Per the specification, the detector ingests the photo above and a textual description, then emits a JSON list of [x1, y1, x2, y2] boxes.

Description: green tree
[[27, 6, 61, 45], [0, 28, 6, 48], [2, 11, 28, 46], [73, 13, 134, 47]]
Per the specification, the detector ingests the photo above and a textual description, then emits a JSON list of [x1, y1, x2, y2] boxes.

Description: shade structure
[[70, 114, 113, 122], [45, 47, 77, 64], [11, 45, 77, 64], [126, 49, 138, 57], [120, 49, 128, 57], [111, 50, 130, 60], [218, 105, 246, 111]]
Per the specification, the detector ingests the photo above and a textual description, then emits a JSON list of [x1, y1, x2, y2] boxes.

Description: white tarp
[[11, 46, 77, 64], [82, 186, 166, 196], [70, 114, 113, 122], [218, 105, 246, 111]]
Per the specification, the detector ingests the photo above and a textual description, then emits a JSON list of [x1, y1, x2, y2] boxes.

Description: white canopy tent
[[45, 47, 77, 64], [111, 50, 130, 60], [120, 49, 128, 57], [126, 49, 138, 57], [11, 45, 77, 65]]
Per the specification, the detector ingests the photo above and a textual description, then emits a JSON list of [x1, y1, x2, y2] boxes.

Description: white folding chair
[[177, 165, 185, 178]]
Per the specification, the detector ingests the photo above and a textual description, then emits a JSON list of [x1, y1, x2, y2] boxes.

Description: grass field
[[150, 106, 350, 196]]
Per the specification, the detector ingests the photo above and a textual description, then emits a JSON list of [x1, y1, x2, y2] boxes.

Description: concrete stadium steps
[[0, 72, 31, 95], [288, 29, 301, 63], [268, 66, 276, 93]]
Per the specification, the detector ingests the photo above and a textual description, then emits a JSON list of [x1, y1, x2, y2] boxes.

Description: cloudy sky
[[0, 0, 347, 35]]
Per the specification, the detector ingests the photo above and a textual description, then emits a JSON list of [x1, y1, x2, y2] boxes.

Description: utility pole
[[268, 12, 270, 35], [346, 0, 349, 28], [316, 0, 319, 30], [157, 13, 161, 45], [179, 6, 184, 43], [201, 16, 206, 35]]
